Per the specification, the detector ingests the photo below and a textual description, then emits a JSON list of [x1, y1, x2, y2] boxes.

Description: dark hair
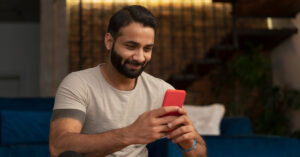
[[107, 5, 158, 39]]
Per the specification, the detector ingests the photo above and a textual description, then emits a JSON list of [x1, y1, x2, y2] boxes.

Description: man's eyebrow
[[124, 41, 139, 45], [145, 44, 154, 47], [124, 41, 154, 47]]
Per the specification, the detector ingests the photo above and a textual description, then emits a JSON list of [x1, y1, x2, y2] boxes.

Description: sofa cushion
[[148, 135, 300, 157], [0, 110, 52, 144], [10, 144, 49, 157], [0, 146, 10, 157], [147, 138, 169, 157], [184, 104, 225, 135], [147, 138, 182, 157], [220, 116, 253, 135]]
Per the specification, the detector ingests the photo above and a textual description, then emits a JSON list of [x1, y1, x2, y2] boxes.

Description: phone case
[[162, 89, 186, 116]]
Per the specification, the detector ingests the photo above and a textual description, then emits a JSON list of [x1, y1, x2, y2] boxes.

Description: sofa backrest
[[220, 116, 253, 136], [0, 98, 54, 111]]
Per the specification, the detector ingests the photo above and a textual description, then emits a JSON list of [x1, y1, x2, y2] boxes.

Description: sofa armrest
[[203, 135, 300, 157]]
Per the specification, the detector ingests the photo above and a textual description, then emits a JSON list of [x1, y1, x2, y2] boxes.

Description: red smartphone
[[162, 89, 186, 117]]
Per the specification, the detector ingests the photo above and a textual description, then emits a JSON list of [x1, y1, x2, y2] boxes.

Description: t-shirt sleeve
[[53, 72, 88, 113]]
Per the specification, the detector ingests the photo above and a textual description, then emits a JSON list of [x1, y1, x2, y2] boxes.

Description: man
[[49, 5, 207, 157]]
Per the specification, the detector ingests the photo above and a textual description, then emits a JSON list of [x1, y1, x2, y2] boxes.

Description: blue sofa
[[0, 98, 299, 157]]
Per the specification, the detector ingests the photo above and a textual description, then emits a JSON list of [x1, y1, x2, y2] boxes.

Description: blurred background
[[1, 0, 300, 141]]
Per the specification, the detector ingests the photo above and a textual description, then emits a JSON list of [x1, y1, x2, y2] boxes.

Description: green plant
[[223, 43, 300, 137], [228, 44, 270, 91]]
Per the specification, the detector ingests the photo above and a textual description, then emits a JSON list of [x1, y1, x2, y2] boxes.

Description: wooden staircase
[[167, 0, 299, 90]]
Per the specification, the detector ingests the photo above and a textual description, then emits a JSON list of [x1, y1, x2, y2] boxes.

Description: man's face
[[110, 43, 148, 78], [109, 22, 154, 79]]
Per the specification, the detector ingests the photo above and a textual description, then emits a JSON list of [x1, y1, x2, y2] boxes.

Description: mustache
[[124, 60, 146, 66]]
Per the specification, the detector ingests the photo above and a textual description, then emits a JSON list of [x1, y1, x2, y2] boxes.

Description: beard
[[110, 44, 148, 79]]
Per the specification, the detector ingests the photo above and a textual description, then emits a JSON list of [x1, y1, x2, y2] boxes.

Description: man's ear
[[104, 33, 114, 50]]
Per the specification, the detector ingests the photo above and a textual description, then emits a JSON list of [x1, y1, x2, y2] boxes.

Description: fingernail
[[168, 123, 172, 128]]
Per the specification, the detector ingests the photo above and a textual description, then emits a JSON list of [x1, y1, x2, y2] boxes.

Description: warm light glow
[[67, 0, 212, 7], [267, 17, 273, 29]]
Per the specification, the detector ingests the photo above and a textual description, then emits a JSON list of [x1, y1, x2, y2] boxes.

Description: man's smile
[[126, 63, 142, 70]]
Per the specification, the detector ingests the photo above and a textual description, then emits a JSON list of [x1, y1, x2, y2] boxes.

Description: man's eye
[[144, 47, 153, 52], [126, 45, 136, 49]]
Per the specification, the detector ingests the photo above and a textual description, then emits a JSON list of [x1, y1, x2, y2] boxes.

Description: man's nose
[[133, 49, 145, 63]]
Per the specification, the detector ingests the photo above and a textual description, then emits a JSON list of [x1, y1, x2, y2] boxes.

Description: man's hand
[[125, 106, 179, 144], [124, 106, 206, 157], [167, 108, 205, 153]]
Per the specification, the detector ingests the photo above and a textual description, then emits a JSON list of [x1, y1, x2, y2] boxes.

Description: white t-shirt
[[53, 64, 174, 157]]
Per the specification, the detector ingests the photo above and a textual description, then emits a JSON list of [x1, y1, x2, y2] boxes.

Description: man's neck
[[100, 63, 137, 91]]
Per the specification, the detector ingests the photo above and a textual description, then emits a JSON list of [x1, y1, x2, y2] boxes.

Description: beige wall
[[271, 13, 300, 132]]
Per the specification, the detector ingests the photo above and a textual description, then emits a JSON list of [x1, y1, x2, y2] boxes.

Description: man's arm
[[49, 118, 131, 157], [49, 107, 179, 157]]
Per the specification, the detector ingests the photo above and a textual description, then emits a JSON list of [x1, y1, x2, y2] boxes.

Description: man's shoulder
[[67, 66, 99, 80], [140, 72, 174, 89], [71, 65, 99, 77], [60, 65, 99, 88]]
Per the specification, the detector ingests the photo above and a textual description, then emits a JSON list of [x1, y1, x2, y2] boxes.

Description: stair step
[[237, 28, 298, 36], [212, 45, 235, 51], [168, 74, 198, 89], [210, 28, 297, 52], [206, 44, 236, 60], [193, 58, 221, 64], [171, 74, 197, 81], [237, 28, 297, 50]]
